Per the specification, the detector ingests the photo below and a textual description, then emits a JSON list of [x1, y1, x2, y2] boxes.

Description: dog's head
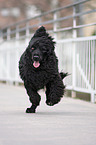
[[27, 26, 55, 68]]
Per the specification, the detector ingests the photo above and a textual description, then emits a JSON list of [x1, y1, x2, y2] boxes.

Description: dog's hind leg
[[46, 76, 65, 106], [24, 81, 41, 113]]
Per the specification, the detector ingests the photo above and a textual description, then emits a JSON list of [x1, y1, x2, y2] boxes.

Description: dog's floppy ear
[[33, 26, 48, 37]]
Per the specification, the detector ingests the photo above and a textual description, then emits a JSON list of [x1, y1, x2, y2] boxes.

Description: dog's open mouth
[[33, 61, 40, 68]]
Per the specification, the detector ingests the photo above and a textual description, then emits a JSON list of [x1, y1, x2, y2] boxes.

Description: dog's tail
[[60, 72, 69, 80]]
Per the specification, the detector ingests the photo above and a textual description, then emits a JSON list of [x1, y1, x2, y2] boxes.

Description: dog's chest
[[29, 70, 49, 89]]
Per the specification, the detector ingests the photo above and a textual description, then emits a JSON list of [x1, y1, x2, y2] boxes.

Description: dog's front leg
[[24, 81, 41, 113], [46, 76, 65, 106]]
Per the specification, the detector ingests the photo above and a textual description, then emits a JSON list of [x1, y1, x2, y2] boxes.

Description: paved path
[[0, 83, 96, 145]]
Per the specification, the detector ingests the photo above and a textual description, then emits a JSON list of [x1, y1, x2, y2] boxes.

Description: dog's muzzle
[[33, 55, 39, 61], [33, 55, 40, 68]]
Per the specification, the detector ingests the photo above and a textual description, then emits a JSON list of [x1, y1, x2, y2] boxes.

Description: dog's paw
[[26, 107, 36, 113], [46, 99, 60, 106], [46, 100, 54, 106]]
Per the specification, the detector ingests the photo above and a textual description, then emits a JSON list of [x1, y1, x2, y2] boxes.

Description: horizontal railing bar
[[74, 22, 96, 29], [73, 87, 96, 94], [1, 21, 96, 38], [1, 8, 95, 38], [1, 0, 89, 30], [38, 9, 96, 25], [53, 22, 96, 33], [56, 35, 96, 43], [0, 29, 54, 44], [1, 8, 96, 38], [1, 34, 96, 46], [74, 8, 96, 17]]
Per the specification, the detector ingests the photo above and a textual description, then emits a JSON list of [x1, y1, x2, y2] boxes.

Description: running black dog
[[19, 26, 68, 113]]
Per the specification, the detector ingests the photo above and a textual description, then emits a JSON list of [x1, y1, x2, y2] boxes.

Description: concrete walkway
[[0, 83, 96, 145]]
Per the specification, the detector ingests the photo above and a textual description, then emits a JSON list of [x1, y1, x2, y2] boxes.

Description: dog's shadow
[[5, 110, 89, 117], [36, 111, 85, 116]]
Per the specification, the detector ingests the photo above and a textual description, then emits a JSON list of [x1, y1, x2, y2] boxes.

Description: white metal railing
[[56, 36, 96, 103], [0, 0, 96, 102]]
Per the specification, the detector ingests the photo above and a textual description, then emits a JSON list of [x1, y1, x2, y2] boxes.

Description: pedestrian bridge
[[0, 1, 96, 144]]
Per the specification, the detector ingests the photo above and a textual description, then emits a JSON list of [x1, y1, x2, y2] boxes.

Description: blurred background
[[0, 0, 96, 35], [0, 0, 96, 103]]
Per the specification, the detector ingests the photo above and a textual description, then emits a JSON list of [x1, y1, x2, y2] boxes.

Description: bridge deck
[[0, 83, 96, 145]]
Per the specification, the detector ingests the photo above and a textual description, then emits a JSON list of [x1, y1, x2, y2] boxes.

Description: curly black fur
[[19, 26, 68, 113]]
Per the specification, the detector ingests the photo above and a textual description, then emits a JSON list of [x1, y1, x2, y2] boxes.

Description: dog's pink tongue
[[33, 61, 40, 68]]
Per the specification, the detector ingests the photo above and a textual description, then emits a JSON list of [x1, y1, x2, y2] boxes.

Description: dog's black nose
[[33, 55, 39, 61]]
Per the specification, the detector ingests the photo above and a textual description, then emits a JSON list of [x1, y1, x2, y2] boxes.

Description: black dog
[[19, 26, 68, 113]]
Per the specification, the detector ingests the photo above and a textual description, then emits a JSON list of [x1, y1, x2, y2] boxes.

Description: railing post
[[73, 6, 77, 38], [38, 17, 42, 26], [15, 48, 19, 86], [15, 25, 20, 85], [6, 27, 11, 84], [6, 51, 10, 84], [26, 22, 29, 36], [7, 28, 11, 40], [91, 91, 95, 103], [53, 11, 58, 41], [16, 25, 19, 39], [26, 22, 30, 45], [0, 30, 3, 43], [72, 5, 77, 98]]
